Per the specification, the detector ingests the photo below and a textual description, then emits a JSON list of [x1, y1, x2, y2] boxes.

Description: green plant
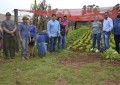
[[102, 48, 120, 60]]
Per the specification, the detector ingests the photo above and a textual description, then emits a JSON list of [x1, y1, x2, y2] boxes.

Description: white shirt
[[103, 17, 113, 32]]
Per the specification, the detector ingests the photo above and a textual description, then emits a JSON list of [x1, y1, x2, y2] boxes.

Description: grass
[[0, 51, 120, 85], [0, 26, 120, 85]]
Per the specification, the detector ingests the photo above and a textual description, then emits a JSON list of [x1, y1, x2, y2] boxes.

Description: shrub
[[102, 48, 120, 60]]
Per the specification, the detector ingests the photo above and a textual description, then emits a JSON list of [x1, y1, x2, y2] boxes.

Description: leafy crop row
[[67, 28, 115, 52]]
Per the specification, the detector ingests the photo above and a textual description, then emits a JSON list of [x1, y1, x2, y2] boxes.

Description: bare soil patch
[[59, 53, 120, 66], [104, 80, 120, 85], [59, 54, 101, 66]]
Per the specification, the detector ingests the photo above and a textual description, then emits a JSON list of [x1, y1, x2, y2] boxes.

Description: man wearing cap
[[113, 10, 120, 53], [1, 12, 16, 59], [102, 12, 113, 50], [18, 16, 31, 60]]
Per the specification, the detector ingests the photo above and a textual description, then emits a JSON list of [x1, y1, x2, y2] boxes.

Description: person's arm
[[11, 25, 17, 33], [1, 21, 11, 34], [65, 20, 69, 32], [18, 24, 22, 43], [58, 23, 61, 36], [28, 31, 31, 41], [2, 27, 11, 34], [112, 19, 115, 34], [91, 22, 93, 29], [99, 22, 103, 33], [108, 18, 113, 32], [47, 21, 51, 37], [28, 26, 31, 41], [34, 26, 37, 38]]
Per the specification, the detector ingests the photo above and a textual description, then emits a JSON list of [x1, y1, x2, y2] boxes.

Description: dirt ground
[[104, 80, 120, 85], [59, 54, 100, 66], [59, 53, 120, 66], [59, 53, 120, 85]]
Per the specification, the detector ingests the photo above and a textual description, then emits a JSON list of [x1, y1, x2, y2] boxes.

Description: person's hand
[[29, 37, 31, 42], [32, 38, 35, 41], [49, 36, 52, 38], [20, 38, 23, 43], [10, 31, 14, 34], [9, 31, 14, 36], [58, 34, 61, 37]]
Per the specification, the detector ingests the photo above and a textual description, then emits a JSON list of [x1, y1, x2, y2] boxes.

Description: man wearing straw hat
[[1, 12, 16, 60], [18, 16, 31, 60]]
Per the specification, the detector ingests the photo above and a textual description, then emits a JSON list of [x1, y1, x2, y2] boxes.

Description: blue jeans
[[49, 37, 57, 52], [92, 33, 101, 49], [58, 36, 66, 49], [102, 32, 110, 50], [21, 37, 29, 57]]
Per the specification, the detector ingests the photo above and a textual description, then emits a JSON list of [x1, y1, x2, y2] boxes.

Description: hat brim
[[22, 17, 29, 20], [6, 14, 11, 16]]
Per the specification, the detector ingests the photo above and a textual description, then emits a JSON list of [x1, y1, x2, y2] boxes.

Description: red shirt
[[62, 20, 69, 32]]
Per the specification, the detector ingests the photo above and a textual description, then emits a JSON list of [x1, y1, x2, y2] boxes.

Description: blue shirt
[[29, 25, 37, 38], [103, 17, 113, 32], [18, 22, 30, 39], [47, 20, 60, 37], [113, 17, 120, 35]]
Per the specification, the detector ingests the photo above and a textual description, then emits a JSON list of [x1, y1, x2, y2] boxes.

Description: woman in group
[[90, 16, 102, 52], [57, 17, 66, 50], [29, 19, 37, 57]]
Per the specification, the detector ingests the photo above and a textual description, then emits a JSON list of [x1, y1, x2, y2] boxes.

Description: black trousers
[[114, 35, 120, 53]]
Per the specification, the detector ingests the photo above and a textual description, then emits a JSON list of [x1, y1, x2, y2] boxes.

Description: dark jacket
[[113, 17, 120, 35]]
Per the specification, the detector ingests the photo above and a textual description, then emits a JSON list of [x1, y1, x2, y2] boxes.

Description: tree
[[31, 0, 51, 32]]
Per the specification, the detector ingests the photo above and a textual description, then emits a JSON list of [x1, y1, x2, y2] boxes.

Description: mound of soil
[[108, 60, 120, 66]]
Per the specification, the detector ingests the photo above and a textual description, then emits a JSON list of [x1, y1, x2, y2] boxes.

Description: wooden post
[[14, 9, 18, 25], [14, 9, 19, 52]]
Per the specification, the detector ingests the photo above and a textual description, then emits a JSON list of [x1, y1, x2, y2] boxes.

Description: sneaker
[[95, 49, 100, 53], [22, 57, 26, 60], [4, 57, 9, 60], [90, 48, 94, 51], [11, 57, 15, 59], [25, 56, 29, 60]]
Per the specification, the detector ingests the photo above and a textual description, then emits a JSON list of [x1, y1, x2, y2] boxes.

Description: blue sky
[[0, 0, 119, 15]]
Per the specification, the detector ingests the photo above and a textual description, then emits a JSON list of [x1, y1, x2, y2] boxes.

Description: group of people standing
[[1, 10, 120, 60], [1, 13, 68, 60], [91, 10, 120, 53], [1, 12, 37, 60], [47, 14, 68, 53]]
